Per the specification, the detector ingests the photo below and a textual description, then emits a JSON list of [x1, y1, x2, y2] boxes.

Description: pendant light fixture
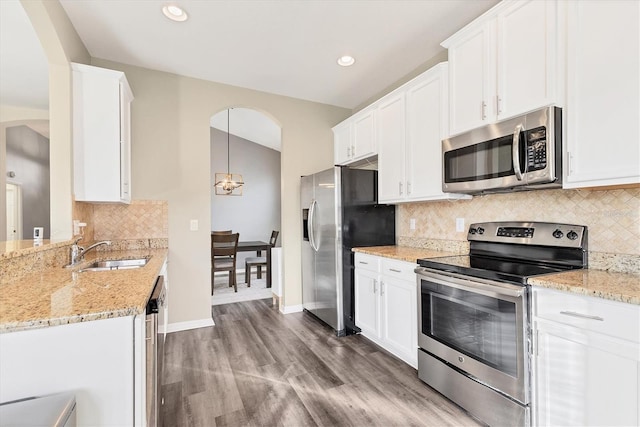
[[214, 108, 244, 195]]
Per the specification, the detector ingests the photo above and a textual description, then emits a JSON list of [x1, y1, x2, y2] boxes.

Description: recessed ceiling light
[[162, 4, 188, 22], [337, 55, 355, 67]]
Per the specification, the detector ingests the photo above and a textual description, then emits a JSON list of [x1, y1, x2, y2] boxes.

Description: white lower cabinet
[[354, 253, 418, 368], [0, 315, 147, 426], [532, 287, 640, 426]]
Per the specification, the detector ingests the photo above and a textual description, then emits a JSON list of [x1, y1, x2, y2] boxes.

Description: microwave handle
[[512, 124, 524, 181]]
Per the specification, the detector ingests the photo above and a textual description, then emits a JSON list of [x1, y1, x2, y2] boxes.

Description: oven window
[[421, 280, 518, 377], [444, 134, 515, 183]]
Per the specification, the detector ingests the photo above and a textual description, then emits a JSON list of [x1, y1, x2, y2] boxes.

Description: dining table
[[236, 240, 272, 288]]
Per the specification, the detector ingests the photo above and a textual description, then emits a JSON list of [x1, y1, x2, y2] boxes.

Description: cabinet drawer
[[381, 258, 417, 282], [533, 288, 640, 343], [354, 253, 380, 272]]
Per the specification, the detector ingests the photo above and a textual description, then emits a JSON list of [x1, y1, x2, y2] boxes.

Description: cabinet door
[[448, 22, 495, 136], [333, 122, 352, 165], [564, 0, 640, 188], [535, 320, 639, 427], [405, 66, 448, 201], [380, 275, 417, 367], [377, 92, 406, 202], [352, 109, 376, 161], [496, 0, 558, 120], [354, 268, 379, 339], [119, 83, 132, 202]]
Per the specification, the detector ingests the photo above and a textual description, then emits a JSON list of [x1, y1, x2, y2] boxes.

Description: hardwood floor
[[161, 298, 484, 427]]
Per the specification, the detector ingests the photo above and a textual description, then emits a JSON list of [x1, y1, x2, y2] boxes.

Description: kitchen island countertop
[[0, 248, 167, 333], [529, 269, 640, 305], [353, 245, 461, 264]]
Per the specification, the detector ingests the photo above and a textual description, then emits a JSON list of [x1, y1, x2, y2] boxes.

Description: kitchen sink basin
[[78, 257, 150, 272]]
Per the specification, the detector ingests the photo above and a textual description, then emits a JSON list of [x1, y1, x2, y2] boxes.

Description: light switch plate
[[190, 219, 199, 231], [456, 218, 465, 232], [410, 218, 416, 230]]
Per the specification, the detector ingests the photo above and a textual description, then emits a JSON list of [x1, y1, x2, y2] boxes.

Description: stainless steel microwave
[[442, 106, 562, 194]]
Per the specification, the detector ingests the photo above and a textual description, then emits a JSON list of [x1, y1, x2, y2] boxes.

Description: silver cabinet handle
[[399, 182, 403, 195], [373, 279, 377, 294], [351, 145, 356, 157], [512, 123, 524, 181], [380, 281, 385, 295], [497, 96, 502, 115], [389, 268, 402, 273], [560, 311, 604, 321], [407, 181, 411, 195], [347, 146, 351, 158], [358, 261, 369, 265], [481, 101, 487, 120]]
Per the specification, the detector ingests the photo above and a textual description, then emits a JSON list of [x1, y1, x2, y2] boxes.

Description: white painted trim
[[166, 318, 215, 333], [280, 304, 303, 314]]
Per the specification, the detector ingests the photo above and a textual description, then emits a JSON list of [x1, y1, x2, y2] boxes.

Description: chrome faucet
[[67, 237, 112, 266]]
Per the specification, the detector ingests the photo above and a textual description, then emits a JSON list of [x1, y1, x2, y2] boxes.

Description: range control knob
[[476, 227, 485, 235], [552, 229, 564, 239], [469, 227, 477, 235], [567, 230, 579, 240]]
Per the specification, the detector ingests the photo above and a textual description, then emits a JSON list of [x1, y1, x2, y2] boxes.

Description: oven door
[[416, 268, 529, 404]]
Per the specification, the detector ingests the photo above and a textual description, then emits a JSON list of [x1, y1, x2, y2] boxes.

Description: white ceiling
[[58, 0, 499, 109], [210, 108, 282, 152]]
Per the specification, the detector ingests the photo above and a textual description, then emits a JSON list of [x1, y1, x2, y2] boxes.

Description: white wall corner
[[166, 317, 215, 334]]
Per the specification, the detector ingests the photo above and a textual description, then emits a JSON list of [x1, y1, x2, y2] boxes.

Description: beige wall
[[91, 58, 350, 325], [397, 187, 640, 256], [21, 0, 90, 240]]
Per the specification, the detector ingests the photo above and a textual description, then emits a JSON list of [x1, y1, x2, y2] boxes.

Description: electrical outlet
[[410, 218, 416, 231], [190, 219, 199, 231], [456, 218, 465, 232]]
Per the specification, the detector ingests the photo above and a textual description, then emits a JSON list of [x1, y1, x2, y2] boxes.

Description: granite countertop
[[355, 245, 640, 305], [0, 248, 168, 333], [529, 269, 640, 305], [353, 245, 461, 263]]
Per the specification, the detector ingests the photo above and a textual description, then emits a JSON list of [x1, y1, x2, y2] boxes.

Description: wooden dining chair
[[245, 230, 279, 287], [212, 230, 232, 235], [211, 232, 240, 293]]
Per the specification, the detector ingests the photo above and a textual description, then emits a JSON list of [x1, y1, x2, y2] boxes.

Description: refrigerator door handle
[[308, 199, 319, 252]]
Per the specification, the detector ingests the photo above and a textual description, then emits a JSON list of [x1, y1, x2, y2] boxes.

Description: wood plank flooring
[[161, 298, 484, 427]]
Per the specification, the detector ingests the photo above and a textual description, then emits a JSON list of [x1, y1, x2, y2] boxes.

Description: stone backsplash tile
[[397, 188, 640, 256], [92, 200, 168, 241]]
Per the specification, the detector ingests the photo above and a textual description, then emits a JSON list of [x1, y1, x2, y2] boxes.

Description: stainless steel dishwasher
[[146, 275, 166, 427]]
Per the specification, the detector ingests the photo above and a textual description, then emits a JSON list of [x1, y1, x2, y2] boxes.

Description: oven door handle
[[415, 267, 523, 299]]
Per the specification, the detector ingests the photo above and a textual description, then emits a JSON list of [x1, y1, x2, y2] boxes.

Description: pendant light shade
[[214, 108, 244, 195]]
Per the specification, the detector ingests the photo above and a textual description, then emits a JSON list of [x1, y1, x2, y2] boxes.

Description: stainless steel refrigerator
[[301, 166, 395, 336]]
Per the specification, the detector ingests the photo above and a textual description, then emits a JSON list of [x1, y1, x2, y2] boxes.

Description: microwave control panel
[[526, 126, 547, 171]]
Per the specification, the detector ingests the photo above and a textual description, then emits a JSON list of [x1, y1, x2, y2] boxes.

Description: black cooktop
[[417, 221, 588, 286], [417, 255, 581, 286]]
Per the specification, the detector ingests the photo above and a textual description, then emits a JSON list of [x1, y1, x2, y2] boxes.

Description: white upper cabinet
[[446, 22, 495, 136], [378, 63, 470, 204], [72, 63, 133, 204], [377, 92, 406, 202], [333, 107, 377, 165], [443, 0, 560, 136], [563, 0, 640, 188]]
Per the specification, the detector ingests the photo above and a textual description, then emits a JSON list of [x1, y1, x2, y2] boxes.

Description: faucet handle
[[73, 236, 83, 245]]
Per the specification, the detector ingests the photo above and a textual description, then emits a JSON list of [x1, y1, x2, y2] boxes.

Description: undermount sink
[[78, 257, 150, 272]]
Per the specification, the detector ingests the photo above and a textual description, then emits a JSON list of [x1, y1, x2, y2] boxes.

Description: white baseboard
[[166, 317, 215, 333], [280, 304, 303, 314]]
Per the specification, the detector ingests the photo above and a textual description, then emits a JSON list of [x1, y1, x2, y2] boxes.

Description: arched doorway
[[209, 107, 282, 305]]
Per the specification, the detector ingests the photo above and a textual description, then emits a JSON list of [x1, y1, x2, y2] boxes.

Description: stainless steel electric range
[[415, 221, 588, 427]]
